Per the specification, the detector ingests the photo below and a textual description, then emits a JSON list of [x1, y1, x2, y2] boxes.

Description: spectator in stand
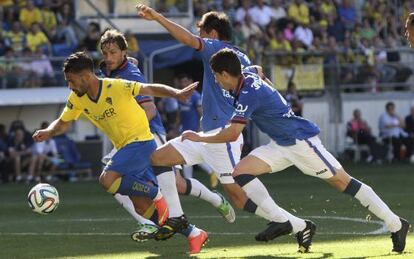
[[8, 128, 33, 182], [0, 123, 8, 183], [360, 18, 376, 41], [125, 30, 139, 58], [338, 0, 357, 30], [80, 22, 101, 57], [271, 0, 286, 21], [232, 21, 246, 49], [321, 0, 336, 17], [19, 0, 42, 29], [284, 81, 303, 116], [283, 21, 295, 42], [31, 46, 55, 86], [347, 109, 383, 163], [235, 0, 251, 23], [405, 106, 414, 137], [248, 0, 275, 28], [288, 0, 310, 25], [27, 121, 59, 183], [27, 22, 51, 54], [246, 34, 263, 64], [379, 102, 413, 161], [5, 21, 26, 54], [294, 22, 313, 48], [17, 47, 41, 87], [327, 12, 346, 43], [241, 13, 262, 40], [40, 0, 57, 32], [269, 29, 291, 52], [221, 0, 236, 23], [56, 2, 74, 23]]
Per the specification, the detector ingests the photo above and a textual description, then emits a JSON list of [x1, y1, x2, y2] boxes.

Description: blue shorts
[[104, 140, 157, 185]]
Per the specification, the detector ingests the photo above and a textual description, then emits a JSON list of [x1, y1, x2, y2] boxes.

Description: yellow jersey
[[60, 78, 153, 149]]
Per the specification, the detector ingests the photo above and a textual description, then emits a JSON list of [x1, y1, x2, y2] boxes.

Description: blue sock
[[180, 224, 195, 237], [109, 175, 159, 200]]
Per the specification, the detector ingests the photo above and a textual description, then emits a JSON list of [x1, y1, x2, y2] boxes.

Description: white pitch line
[[0, 215, 388, 236]]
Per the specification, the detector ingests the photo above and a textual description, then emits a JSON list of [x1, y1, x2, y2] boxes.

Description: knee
[[99, 172, 115, 191]]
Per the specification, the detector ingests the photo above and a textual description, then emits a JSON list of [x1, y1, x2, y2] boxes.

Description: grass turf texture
[[0, 162, 413, 259]]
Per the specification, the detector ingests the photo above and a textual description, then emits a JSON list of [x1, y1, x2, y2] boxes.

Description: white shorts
[[169, 128, 244, 184], [249, 136, 342, 179]]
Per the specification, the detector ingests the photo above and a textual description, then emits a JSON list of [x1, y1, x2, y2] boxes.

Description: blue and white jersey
[[179, 91, 202, 132], [197, 38, 252, 131], [230, 69, 320, 146], [100, 59, 166, 135]]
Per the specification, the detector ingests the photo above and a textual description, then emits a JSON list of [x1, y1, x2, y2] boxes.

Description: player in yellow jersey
[[32, 51, 197, 229], [405, 12, 414, 47]]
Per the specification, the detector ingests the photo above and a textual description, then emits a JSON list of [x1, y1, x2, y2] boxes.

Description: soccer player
[[32, 51, 198, 241], [136, 5, 314, 249], [405, 12, 414, 47], [97, 29, 223, 252], [182, 49, 410, 253], [175, 73, 218, 187]]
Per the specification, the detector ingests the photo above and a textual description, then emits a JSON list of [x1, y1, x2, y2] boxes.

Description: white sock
[[242, 178, 288, 223], [255, 206, 273, 221], [189, 178, 222, 207], [355, 182, 401, 232], [114, 194, 154, 225], [199, 163, 213, 175], [157, 170, 184, 217], [182, 165, 193, 178], [280, 208, 306, 234]]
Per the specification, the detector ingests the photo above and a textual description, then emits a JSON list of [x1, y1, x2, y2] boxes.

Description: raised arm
[[33, 118, 72, 142], [139, 82, 199, 103], [136, 4, 201, 49]]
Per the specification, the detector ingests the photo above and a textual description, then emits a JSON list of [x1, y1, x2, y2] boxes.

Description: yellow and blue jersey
[[60, 78, 153, 149]]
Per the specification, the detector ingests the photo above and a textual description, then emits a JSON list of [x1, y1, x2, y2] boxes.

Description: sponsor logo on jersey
[[92, 108, 117, 121], [106, 97, 113, 105], [236, 103, 249, 114]]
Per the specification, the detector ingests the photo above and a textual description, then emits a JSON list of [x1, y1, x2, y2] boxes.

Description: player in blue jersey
[[97, 29, 212, 253], [176, 73, 218, 187], [135, 5, 312, 245], [182, 49, 410, 253]]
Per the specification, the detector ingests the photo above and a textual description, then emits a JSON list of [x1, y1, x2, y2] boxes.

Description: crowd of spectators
[[194, 0, 414, 89]]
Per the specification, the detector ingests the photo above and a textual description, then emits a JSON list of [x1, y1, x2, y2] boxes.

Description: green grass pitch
[[1, 162, 413, 258]]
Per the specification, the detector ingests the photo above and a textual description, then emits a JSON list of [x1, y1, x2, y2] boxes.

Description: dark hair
[[210, 48, 241, 77], [63, 51, 94, 73], [385, 101, 395, 110], [197, 12, 232, 41], [100, 29, 128, 51]]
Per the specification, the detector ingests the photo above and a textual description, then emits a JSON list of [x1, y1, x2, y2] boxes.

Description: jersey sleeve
[[119, 79, 142, 97], [231, 89, 259, 124], [59, 93, 82, 122], [197, 38, 218, 60], [135, 95, 154, 105]]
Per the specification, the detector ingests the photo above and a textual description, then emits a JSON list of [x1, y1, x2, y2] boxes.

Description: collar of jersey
[[87, 79, 103, 103]]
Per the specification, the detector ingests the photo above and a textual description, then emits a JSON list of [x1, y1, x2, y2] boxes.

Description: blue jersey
[[230, 69, 320, 146], [100, 59, 166, 135], [198, 38, 252, 131], [179, 91, 202, 132]]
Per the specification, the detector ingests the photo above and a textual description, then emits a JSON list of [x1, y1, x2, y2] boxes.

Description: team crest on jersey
[[106, 97, 113, 105], [84, 108, 90, 114], [66, 100, 73, 110], [125, 82, 132, 89]]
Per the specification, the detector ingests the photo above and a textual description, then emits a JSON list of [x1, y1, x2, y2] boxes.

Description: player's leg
[[99, 141, 169, 226], [162, 137, 232, 222], [295, 136, 409, 253]]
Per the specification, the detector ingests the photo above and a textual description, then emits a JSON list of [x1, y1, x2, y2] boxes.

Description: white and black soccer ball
[[27, 183, 60, 214]]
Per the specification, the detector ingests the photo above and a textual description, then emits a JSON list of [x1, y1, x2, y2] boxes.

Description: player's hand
[[176, 81, 199, 103], [181, 130, 203, 142], [136, 4, 159, 21], [32, 129, 52, 142]]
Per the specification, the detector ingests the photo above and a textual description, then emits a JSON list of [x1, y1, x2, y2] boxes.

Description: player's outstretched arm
[[32, 119, 72, 142], [136, 4, 200, 49], [181, 123, 245, 143], [140, 82, 199, 102]]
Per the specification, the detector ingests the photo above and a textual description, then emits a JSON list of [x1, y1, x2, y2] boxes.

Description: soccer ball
[[28, 183, 60, 214]]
